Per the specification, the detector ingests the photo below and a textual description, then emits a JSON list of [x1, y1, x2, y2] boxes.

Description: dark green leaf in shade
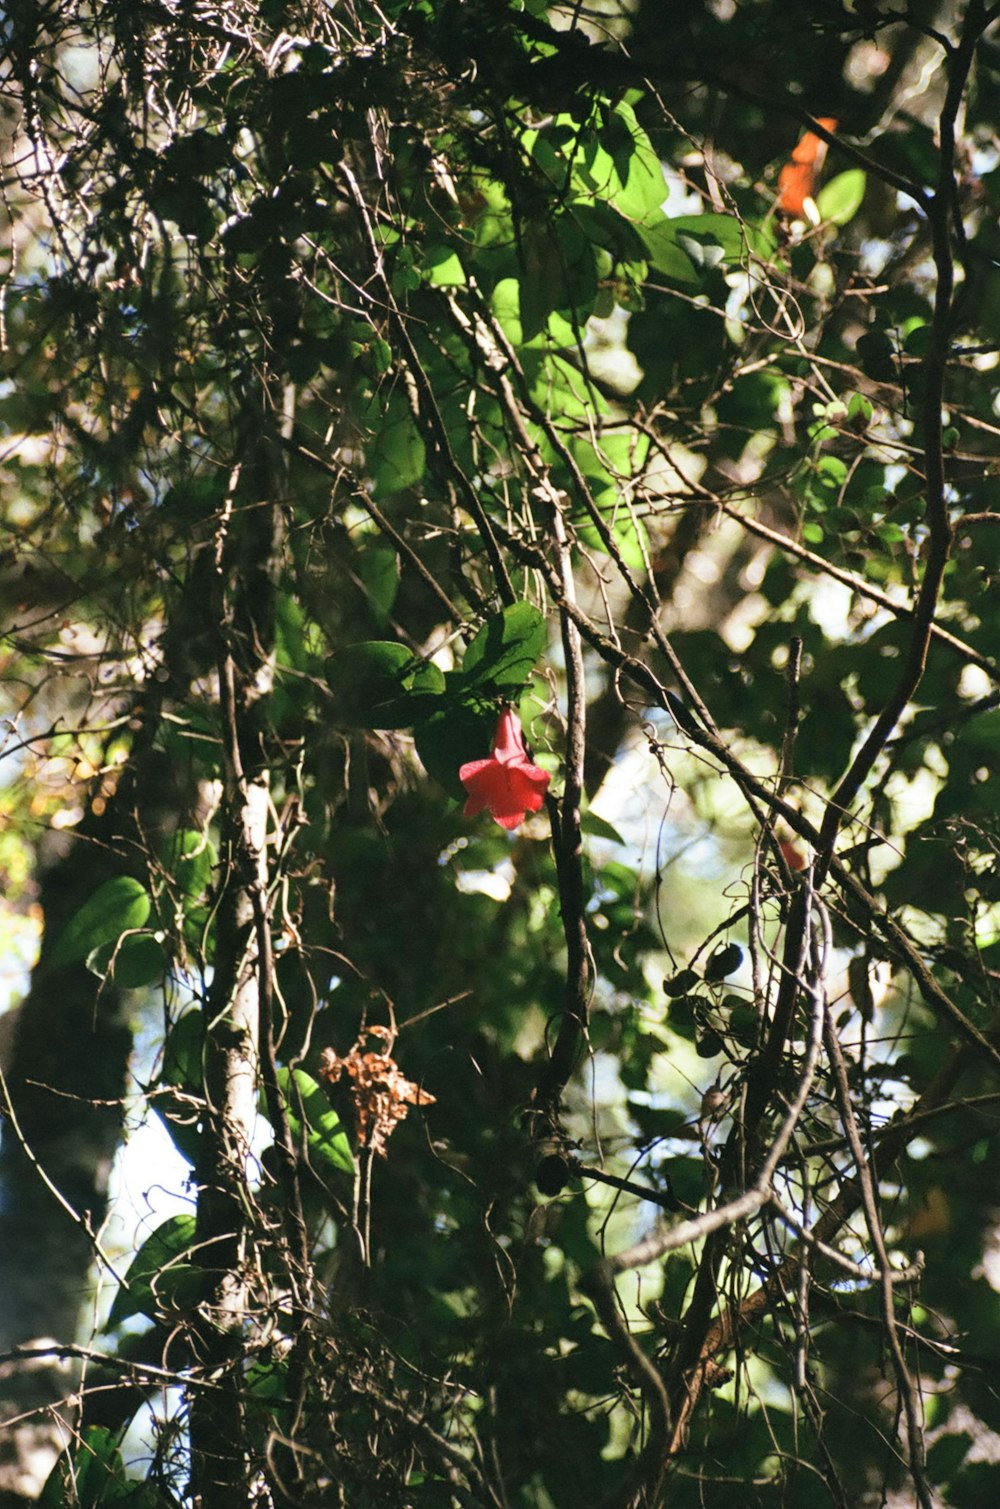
[[856, 330, 897, 382], [535, 1154, 572, 1196], [728, 1003, 759, 1044], [47, 877, 152, 971], [704, 942, 744, 981], [696, 1028, 724, 1059], [660, 1255, 696, 1320], [246, 1357, 295, 1442], [39, 1425, 136, 1508], [365, 388, 426, 497], [153, 1009, 204, 1166], [565, 199, 647, 265], [926, 1433, 973, 1485], [415, 703, 498, 801], [86, 933, 165, 988], [904, 322, 933, 356], [666, 994, 700, 1037], [358, 545, 400, 621], [158, 828, 217, 905], [329, 640, 447, 728], [948, 1461, 1000, 1508], [108, 1214, 201, 1326], [636, 219, 700, 284]]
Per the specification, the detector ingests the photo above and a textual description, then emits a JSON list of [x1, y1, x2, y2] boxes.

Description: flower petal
[[491, 707, 529, 765], [459, 760, 500, 817], [494, 809, 527, 830], [458, 710, 550, 830]]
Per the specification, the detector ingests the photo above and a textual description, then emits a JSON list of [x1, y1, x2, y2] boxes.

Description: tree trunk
[[0, 892, 129, 1503], [188, 435, 281, 1508]]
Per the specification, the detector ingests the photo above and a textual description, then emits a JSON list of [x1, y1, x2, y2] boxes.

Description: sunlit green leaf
[[815, 168, 866, 226], [270, 1068, 355, 1178], [461, 603, 546, 691], [424, 244, 466, 286]]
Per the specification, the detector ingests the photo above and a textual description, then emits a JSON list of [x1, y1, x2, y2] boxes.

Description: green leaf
[[815, 169, 866, 227], [945, 1461, 999, 1509], [565, 199, 647, 266], [47, 877, 152, 971], [328, 641, 447, 728], [696, 1028, 724, 1058], [847, 392, 873, 426], [270, 1067, 355, 1178], [155, 828, 217, 947], [108, 1214, 200, 1326], [638, 211, 760, 285], [636, 219, 700, 284], [857, 330, 896, 382], [335, 636, 410, 691], [153, 1009, 204, 1166], [365, 389, 425, 497], [580, 811, 625, 845], [162, 1008, 203, 1091], [926, 1433, 973, 1485], [674, 230, 726, 272], [460, 603, 546, 691], [158, 828, 216, 904], [904, 322, 933, 356], [704, 942, 743, 981], [86, 933, 165, 989], [587, 101, 667, 226], [358, 545, 400, 621], [39, 1425, 134, 1508], [575, 510, 648, 570], [492, 277, 524, 346], [673, 212, 772, 262], [661, 1254, 696, 1318], [519, 220, 581, 337], [415, 702, 498, 800], [423, 244, 466, 286], [246, 1357, 294, 1439]]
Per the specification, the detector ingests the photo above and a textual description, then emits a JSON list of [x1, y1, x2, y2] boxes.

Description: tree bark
[[188, 434, 281, 1508]]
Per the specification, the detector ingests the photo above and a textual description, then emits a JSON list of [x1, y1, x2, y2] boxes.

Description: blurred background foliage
[[2, 1, 1000, 1506]]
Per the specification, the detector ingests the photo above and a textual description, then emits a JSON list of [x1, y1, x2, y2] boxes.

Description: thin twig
[[537, 499, 593, 1108], [815, 10, 986, 871], [823, 1001, 934, 1509]]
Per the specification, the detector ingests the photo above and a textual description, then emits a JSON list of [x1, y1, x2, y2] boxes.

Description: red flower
[[777, 117, 838, 219], [459, 709, 550, 830], [779, 839, 807, 873]]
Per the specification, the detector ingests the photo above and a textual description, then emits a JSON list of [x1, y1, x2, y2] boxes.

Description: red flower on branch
[[459, 708, 550, 830], [777, 118, 838, 219]]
